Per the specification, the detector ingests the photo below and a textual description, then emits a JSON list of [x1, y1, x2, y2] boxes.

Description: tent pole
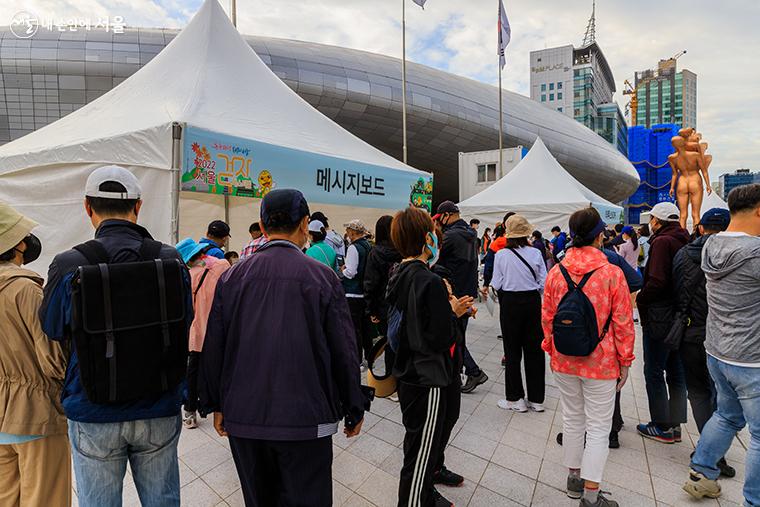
[[226, 0, 235, 241], [401, 0, 408, 164], [498, 54, 503, 179], [171, 122, 183, 245]]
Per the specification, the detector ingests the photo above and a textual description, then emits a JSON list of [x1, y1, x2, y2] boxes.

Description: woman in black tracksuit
[[386, 207, 473, 507]]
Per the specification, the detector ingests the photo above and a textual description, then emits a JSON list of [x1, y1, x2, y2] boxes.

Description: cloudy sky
[[3, 0, 758, 178]]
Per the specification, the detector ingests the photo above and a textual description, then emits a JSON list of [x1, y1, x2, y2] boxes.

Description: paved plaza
[[71, 309, 750, 507]]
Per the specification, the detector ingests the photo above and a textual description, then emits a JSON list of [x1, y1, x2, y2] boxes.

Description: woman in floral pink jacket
[[541, 208, 636, 507]]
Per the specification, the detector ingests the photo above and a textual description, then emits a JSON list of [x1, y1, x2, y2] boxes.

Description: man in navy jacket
[[200, 189, 366, 506]]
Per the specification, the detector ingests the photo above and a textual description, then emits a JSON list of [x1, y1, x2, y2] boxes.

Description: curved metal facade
[[0, 26, 638, 202]]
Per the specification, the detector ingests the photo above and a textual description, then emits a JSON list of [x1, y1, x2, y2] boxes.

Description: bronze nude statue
[[668, 127, 712, 229]]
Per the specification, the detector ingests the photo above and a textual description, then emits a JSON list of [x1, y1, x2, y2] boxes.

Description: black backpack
[[552, 264, 612, 357], [70, 239, 189, 404]]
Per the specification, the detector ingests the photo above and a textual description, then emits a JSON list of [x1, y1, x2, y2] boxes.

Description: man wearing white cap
[[636, 202, 691, 444], [39, 166, 192, 507], [0, 202, 70, 506]]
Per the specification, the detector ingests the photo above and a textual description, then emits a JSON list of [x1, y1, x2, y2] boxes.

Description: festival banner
[[181, 126, 433, 211]]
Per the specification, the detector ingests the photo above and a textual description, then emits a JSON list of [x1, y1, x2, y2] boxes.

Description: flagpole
[[401, 0, 409, 164], [498, 57, 503, 178]]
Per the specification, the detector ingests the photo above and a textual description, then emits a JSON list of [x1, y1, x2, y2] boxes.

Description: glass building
[[634, 61, 697, 130], [0, 25, 639, 202], [720, 169, 760, 200]]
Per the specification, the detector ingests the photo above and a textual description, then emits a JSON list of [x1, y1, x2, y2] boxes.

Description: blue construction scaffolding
[[626, 123, 681, 224]]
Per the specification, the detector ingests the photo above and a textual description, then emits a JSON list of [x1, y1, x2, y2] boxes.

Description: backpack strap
[[97, 263, 118, 402], [73, 240, 109, 265], [139, 238, 163, 261], [507, 247, 538, 283], [193, 268, 211, 301], [558, 264, 577, 290], [575, 270, 597, 291]]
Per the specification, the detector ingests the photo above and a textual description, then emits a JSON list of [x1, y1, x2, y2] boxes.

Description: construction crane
[[623, 50, 687, 125]]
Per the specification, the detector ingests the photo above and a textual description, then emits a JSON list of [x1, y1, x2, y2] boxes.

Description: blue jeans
[[642, 327, 687, 428], [692, 356, 760, 507], [68, 415, 181, 507]]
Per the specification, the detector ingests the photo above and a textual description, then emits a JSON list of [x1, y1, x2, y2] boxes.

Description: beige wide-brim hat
[[504, 214, 533, 239], [0, 201, 38, 254]]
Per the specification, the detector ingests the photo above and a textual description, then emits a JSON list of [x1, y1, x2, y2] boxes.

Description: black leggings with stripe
[[397, 382, 447, 507]]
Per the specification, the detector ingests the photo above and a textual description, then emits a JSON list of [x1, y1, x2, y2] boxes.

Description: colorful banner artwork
[[181, 126, 433, 211]]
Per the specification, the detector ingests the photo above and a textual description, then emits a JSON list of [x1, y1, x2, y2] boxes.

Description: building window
[[558, 82, 563, 89], [549, 93, 554, 101], [549, 83, 554, 91], [477, 163, 497, 183], [557, 92, 563, 100], [541, 83, 546, 92], [541, 95, 546, 102]]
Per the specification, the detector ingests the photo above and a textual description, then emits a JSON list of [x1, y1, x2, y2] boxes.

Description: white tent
[[700, 189, 728, 213], [458, 137, 623, 233], [0, 0, 431, 273]]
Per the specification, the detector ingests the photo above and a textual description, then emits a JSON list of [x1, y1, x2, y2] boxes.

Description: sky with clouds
[[2, 0, 758, 178]]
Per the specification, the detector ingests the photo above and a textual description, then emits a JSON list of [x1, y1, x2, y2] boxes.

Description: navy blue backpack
[[386, 305, 404, 352], [552, 264, 612, 357]]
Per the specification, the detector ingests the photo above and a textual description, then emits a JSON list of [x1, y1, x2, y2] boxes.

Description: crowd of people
[[0, 162, 759, 507]]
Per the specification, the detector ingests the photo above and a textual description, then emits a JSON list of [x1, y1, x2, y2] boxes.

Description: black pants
[[398, 382, 447, 507], [680, 341, 717, 433], [184, 351, 200, 413], [498, 290, 545, 403], [229, 436, 333, 507], [460, 316, 481, 377], [434, 376, 462, 473], [347, 298, 371, 362]]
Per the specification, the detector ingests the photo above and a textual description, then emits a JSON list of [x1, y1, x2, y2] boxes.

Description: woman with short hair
[[386, 207, 473, 507]]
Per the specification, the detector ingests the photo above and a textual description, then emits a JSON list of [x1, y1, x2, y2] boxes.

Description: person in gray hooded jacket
[[683, 183, 760, 505]]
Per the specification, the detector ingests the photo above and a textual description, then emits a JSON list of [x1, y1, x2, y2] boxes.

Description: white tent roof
[[0, 0, 429, 273], [0, 0, 424, 176], [458, 137, 623, 233], [700, 189, 728, 213]]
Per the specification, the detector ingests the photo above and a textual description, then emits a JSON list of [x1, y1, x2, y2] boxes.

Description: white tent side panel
[[1, 162, 173, 274], [460, 203, 585, 235]]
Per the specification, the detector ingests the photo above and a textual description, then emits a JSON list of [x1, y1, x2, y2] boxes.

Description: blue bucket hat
[[175, 237, 207, 264]]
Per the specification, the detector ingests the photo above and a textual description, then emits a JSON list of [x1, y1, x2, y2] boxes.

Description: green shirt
[[306, 241, 337, 270]]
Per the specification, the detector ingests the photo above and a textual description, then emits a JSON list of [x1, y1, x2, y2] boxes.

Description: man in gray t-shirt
[[684, 184, 760, 505]]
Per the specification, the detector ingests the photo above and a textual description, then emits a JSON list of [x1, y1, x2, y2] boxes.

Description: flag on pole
[[498, 0, 511, 69], [412, 0, 427, 8]]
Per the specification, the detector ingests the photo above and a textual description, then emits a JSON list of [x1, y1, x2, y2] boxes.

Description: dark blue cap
[[260, 189, 310, 228], [699, 208, 730, 230]]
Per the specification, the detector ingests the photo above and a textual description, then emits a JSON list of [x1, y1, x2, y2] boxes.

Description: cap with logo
[[699, 208, 731, 230], [207, 220, 231, 238], [344, 219, 368, 234], [85, 165, 142, 200], [650, 202, 681, 222], [260, 189, 310, 228], [0, 201, 38, 254]]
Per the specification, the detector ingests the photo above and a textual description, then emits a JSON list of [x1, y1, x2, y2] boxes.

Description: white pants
[[555, 372, 617, 483]]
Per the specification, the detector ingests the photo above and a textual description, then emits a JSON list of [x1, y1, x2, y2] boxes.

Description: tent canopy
[[458, 137, 623, 233], [0, 0, 429, 273]]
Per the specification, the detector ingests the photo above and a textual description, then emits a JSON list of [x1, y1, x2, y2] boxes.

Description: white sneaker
[[183, 410, 198, 429], [527, 401, 545, 412], [497, 399, 528, 412], [360, 360, 368, 373], [388, 393, 399, 403]]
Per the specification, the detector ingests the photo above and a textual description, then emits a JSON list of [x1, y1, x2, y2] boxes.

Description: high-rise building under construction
[[633, 58, 697, 130]]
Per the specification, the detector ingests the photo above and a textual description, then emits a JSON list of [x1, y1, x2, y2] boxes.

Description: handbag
[[663, 269, 703, 350], [366, 336, 397, 398]]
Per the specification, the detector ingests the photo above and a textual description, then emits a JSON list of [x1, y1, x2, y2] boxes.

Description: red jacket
[[542, 247, 636, 380], [636, 222, 690, 311]]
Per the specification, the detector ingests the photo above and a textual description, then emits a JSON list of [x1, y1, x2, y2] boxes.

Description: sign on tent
[[181, 126, 434, 211]]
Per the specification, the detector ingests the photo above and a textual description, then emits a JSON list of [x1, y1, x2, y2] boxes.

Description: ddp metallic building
[[0, 26, 638, 202]]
